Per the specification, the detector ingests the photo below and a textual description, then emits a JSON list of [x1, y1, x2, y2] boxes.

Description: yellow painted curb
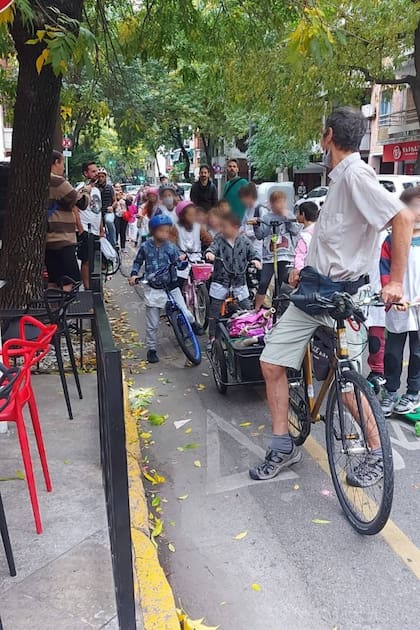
[[123, 382, 180, 630]]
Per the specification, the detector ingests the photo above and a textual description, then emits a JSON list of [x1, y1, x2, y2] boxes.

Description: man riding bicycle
[[250, 106, 414, 486]]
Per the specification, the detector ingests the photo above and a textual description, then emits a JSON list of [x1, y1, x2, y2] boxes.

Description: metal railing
[[94, 291, 136, 630]]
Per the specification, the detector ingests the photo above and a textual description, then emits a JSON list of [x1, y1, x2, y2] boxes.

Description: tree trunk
[[0, 2, 84, 308], [172, 127, 190, 180], [200, 133, 212, 165]]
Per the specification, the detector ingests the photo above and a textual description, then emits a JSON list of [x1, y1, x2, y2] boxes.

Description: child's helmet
[[149, 214, 173, 231], [147, 187, 159, 197], [175, 200, 194, 216]]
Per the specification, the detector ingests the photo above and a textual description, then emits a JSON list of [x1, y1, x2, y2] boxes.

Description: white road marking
[[389, 420, 420, 451], [206, 409, 298, 494]]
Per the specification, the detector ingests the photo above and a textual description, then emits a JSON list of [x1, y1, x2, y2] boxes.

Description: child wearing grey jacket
[[206, 212, 261, 343], [252, 190, 301, 310]]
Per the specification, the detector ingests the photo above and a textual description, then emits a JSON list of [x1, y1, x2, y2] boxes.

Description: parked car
[[294, 185, 328, 215], [378, 175, 420, 198]]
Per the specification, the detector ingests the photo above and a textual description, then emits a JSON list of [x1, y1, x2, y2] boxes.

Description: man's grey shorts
[[260, 303, 365, 370]]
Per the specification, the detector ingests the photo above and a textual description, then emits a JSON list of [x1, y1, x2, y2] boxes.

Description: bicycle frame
[[303, 316, 352, 421]]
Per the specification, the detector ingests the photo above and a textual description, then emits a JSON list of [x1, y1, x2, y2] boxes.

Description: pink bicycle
[[182, 258, 213, 331]]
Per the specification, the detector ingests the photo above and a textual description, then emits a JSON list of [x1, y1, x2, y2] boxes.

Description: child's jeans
[[367, 326, 385, 375], [145, 287, 194, 350], [384, 330, 420, 394]]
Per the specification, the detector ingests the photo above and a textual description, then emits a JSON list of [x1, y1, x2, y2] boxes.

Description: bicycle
[[100, 239, 121, 281], [284, 290, 393, 535], [181, 252, 212, 331], [134, 261, 201, 365]]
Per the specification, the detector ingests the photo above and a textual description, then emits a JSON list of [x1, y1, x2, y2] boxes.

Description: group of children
[[130, 184, 320, 362]]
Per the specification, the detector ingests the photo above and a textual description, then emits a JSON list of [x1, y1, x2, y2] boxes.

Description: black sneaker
[[346, 454, 384, 488], [249, 446, 302, 480], [147, 349, 159, 364], [367, 372, 386, 395], [191, 322, 204, 336]]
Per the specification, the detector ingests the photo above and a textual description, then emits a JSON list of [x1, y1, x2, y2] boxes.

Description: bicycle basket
[[311, 327, 335, 381], [191, 263, 213, 282]]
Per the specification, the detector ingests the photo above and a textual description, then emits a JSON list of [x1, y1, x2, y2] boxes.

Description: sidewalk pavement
[[0, 373, 136, 630]]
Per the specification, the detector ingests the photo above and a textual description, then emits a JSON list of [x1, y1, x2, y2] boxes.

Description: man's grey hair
[[325, 106, 367, 152]]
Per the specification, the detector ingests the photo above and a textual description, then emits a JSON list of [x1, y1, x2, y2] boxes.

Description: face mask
[[323, 150, 331, 168], [414, 222, 420, 229], [162, 197, 174, 209]]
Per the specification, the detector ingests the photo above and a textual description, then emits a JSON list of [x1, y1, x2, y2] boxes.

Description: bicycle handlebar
[[212, 256, 256, 277]]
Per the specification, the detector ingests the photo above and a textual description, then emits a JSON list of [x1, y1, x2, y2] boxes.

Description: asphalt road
[[111, 262, 420, 630]]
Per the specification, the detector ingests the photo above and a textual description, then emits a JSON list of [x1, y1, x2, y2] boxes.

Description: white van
[[378, 174, 420, 198], [257, 182, 295, 216]]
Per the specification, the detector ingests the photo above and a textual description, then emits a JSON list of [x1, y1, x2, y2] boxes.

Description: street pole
[[247, 121, 254, 181], [65, 155, 69, 179]]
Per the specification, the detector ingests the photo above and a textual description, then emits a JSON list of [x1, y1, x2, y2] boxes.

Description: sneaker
[[381, 391, 398, 417], [249, 446, 302, 480], [146, 349, 159, 364], [191, 322, 204, 336], [346, 454, 384, 488], [393, 393, 420, 415], [367, 372, 386, 395]]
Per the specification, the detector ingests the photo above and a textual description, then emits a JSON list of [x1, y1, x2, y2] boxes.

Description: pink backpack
[[227, 308, 274, 338]]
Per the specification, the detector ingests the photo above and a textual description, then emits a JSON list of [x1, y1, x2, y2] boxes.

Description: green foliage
[[248, 116, 310, 180]]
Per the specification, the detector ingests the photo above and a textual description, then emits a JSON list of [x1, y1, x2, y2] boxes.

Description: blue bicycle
[[136, 262, 201, 365]]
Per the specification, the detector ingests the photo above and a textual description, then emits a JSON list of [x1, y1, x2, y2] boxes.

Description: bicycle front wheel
[[325, 369, 393, 535], [194, 283, 210, 330], [167, 306, 201, 365]]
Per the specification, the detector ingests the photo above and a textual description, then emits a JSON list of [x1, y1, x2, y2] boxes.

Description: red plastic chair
[[1, 316, 57, 534]]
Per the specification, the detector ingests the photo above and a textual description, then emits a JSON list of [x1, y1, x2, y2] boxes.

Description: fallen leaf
[[169, 520, 176, 526], [185, 427, 193, 434], [234, 531, 248, 540], [140, 431, 152, 440], [239, 421, 252, 427], [148, 413, 166, 426], [293, 484, 300, 490], [219, 601, 227, 606], [201, 372, 209, 377], [251, 583, 261, 591], [177, 447, 185, 452], [151, 518, 163, 540], [168, 543, 176, 553], [151, 496, 161, 507], [143, 470, 166, 485], [178, 494, 189, 501], [183, 442, 200, 450], [15, 470, 25, 480], [194, 460, 202, 468], [63, 459, 71, 465], [196, 383, 206, 391], [312, 519, 331, 525]]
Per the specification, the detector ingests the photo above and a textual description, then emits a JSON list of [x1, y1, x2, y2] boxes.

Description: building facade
[[368, 58, 420, 174]]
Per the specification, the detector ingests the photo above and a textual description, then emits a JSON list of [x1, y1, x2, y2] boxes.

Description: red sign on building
[[383, 140, 420, 162], [0, 1, 14, 12]]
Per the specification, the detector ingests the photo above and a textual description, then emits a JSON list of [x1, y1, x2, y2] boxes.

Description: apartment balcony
[[378, 108, 419, 142]]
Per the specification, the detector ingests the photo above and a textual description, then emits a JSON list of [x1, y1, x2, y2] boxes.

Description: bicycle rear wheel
[[325, 369, 393, 535], [167, 305, 201, 365], [194, 283, 210, 330], [288, 368, 311, 446]]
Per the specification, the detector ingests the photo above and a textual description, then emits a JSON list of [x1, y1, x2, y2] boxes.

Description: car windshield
[[307, 187, 326, 198], [379, 181, 396, 193]]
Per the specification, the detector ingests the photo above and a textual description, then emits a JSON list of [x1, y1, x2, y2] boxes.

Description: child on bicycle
[[175, 200, 212, 289], [252, 190, 301, 311], [129, 214, 196, 364], [205, 212, 262, 347], [380, 186, 420, 416], [289, 201, 319, 287]]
